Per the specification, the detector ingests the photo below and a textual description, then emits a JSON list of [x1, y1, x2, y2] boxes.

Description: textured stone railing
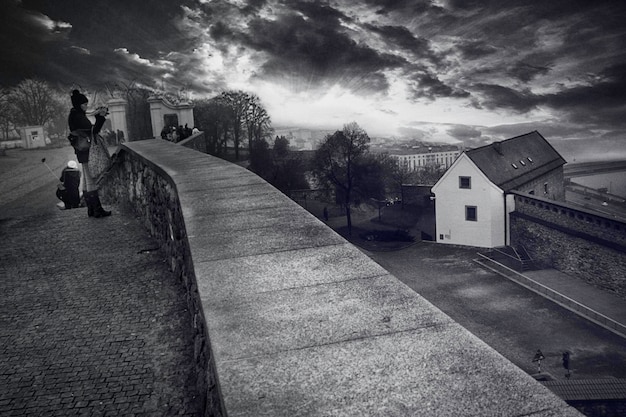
[[510, 191, 626, 299], [100, 139, 582, 416], [511, 191, 626, 249], [177, 130, 207, 153]]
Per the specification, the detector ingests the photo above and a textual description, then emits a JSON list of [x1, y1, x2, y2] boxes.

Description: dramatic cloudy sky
[[2, 0, 626, 160]]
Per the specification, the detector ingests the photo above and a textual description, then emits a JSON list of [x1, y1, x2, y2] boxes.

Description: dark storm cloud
[[361, 0, 433, 15], [542, 64, 626, 129], [485, 122, 591, 141], [454, 40, 498, 60], [209, 20, 235, 42], [291, 0, 350, 22], [447, 125, 481, 140], [2, 0, 626, 145], [365, 24, 433, 57], [0, 0, 198, 89], [472, 84, 540, 113], [406, 68, 469, 101], [0, 0, 73, 84], [507, 61, 552, 83], [240, 7, 406, 93], [241, 0, 269, 15]]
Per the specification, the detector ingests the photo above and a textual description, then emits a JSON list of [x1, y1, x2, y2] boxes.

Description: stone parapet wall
[[177, 130, 208, 153], [99, 144, 224, 416], [510, 191, 626, 300], [99, 139, 582, 417], [512, 192, 626, 249]]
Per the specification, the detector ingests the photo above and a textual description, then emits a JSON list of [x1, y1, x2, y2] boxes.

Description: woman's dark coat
[[67, 107, 106, 163]]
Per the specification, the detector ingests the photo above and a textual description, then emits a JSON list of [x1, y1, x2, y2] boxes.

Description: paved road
[[0, 145, 202, 416], [363, 242, 626, 381], [565, 189, 626, 222]]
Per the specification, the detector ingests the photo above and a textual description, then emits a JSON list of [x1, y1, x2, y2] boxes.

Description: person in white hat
[[59, 160, 81, 209]]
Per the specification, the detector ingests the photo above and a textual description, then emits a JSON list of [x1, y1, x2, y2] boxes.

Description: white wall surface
[[432, 154, 505, 248]]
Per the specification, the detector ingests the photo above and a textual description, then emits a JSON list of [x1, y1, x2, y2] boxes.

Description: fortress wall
[[510, 192, 626, 299], [99, 139, 582, 417]]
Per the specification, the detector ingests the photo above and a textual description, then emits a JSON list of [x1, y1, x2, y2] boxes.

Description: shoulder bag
[[68, 129, 92, 152]]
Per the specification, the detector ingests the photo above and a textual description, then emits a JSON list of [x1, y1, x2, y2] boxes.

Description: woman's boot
[[84, 190, 111, 218], [84, 191, 95, 217]]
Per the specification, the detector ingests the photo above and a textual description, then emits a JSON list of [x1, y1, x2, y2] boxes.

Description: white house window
[[465, 206, 477, 221], [459, 176, 471, 189]]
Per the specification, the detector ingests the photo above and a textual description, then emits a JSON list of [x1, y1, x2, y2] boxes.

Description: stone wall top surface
[[120, 139, 582, 417]]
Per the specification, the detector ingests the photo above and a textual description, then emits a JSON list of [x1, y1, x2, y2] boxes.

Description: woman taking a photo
[[67, 89, 111, 218]]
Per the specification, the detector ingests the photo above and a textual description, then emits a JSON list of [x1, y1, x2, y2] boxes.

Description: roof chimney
[[493, 141, 503, 155]]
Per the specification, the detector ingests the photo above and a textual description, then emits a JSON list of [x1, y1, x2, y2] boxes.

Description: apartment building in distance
[[389, 145, 461, 170]]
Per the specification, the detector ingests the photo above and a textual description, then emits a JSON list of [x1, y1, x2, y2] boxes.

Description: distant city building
[[390, 147, 461, 170]]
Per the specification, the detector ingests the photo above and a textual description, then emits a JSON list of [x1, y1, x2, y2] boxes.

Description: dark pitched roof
[[465, 131, 566, 192]]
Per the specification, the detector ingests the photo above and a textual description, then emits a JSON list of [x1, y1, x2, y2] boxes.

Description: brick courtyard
[[0, 207, 202, 416]]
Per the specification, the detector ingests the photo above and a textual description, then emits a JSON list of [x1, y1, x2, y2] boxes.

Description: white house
[[431, 131, 566, 248]]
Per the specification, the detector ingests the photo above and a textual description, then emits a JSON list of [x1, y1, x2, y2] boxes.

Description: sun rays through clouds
[[2, 0, 626, 159]]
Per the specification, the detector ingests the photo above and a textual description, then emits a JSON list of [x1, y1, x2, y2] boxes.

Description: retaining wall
[[99, 139, 582, 416], [510, 192, 626, 299]]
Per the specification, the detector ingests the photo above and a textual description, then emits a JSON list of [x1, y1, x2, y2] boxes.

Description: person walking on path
[[67, 90, 111, 218], [58, 160, 81, 209]]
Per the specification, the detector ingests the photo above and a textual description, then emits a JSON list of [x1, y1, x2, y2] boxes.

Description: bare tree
[[9, 79, 58, 127], [311, 122, 372, 236], [192, 90, 273, 161], [221, 90, 250, 160], [244, 94, 272, 154], [0, 87, 17, 139], [193, 96, 232, 157]]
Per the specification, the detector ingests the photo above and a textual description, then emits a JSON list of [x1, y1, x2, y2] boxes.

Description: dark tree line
[[249, 135, 310, 194], [192, 90, 271, 161], [192, 90, 309, 194]]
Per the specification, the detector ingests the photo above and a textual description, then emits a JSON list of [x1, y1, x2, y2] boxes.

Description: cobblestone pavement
[[0, 203, 202, 416]]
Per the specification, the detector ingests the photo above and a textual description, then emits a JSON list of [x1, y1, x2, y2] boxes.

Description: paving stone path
[[0, 206, 202, 416]]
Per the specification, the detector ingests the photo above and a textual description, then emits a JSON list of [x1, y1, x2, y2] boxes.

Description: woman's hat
[[67, 160, 78, 169], [71, 90, 88, 109]]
